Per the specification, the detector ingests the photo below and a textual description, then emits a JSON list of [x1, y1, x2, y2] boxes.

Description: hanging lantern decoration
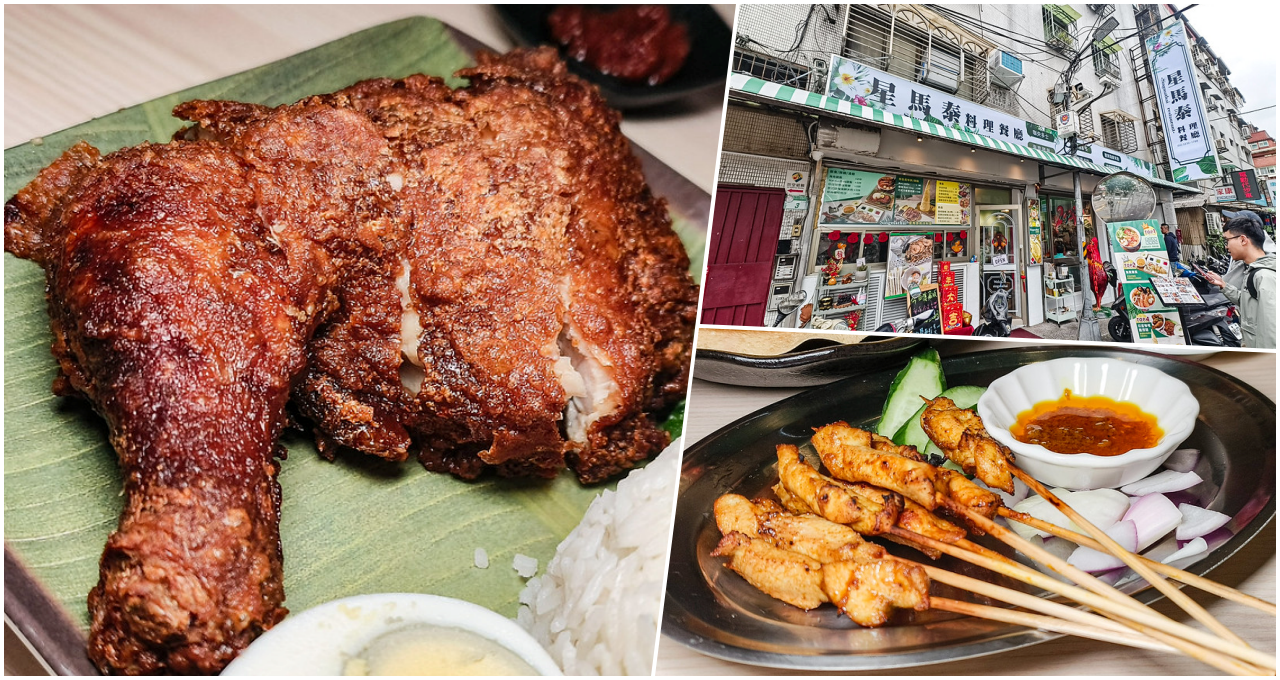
[[863, 233, 874, 243], [847, 233, 859, 244], [828, 230, 842, 241], [878, 232, 889, 242], [933, 232, 944, 242]]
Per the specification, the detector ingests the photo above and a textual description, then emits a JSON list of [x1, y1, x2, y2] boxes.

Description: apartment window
[[732, 50, 810, 90], [841, 5, 989, 103], [1043, 5, 1079, 50], [1100, 111, 1138, 153], [1092, 39, 1120, 79]]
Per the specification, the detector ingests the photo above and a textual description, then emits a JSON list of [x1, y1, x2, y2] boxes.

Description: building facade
[[711, 3, 1205, 333]]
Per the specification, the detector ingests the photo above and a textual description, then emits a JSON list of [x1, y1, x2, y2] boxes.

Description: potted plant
[[853, 262, 869, 282]]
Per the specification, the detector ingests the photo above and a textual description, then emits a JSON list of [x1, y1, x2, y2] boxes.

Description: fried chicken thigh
[[5, 47, 694, 674], [181, 49, 695, 483], [4, 141, 334, 673]]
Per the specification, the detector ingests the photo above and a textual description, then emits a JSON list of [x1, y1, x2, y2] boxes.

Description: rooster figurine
[[1085, 237, 1108, 313]]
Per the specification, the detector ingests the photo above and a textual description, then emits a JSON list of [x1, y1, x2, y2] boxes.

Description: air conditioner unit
[[1087, 3, 1115, 17], [920, 57, 960, 94], [1216, 139, 1230, 153], [1099, 74, 1121, 92], [815, 123, 882, 156], [1056, 111, 1080, 138], [988, 51, 1025, 89]]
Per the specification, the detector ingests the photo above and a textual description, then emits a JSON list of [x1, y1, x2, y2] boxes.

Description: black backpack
[[1246, 263, 1275, 300]]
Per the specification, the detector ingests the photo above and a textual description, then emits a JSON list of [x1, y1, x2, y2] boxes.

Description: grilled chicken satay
[[712, 532, 828, 609], [775, 446, 963, 559], [712, 496, 930, 625], [811, 422, 939, 509], [775, 444, 901, 534], [920, 397, 1016, 494], [935, 467, 1002, 534]]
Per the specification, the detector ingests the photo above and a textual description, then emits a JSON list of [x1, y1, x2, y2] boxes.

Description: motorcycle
[[973, 288, 1012, 337]]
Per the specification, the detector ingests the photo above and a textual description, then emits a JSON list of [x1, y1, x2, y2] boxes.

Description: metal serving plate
[[664, 347, 1275, 670]]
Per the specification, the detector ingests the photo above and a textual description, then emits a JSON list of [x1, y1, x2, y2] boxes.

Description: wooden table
[[3, 5, 730, 674], [657, 344, 1276, 676]]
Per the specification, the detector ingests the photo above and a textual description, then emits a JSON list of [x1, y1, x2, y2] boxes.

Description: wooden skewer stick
[[1008, 466, 1252, 649], [999, 506, 1277, 617], [923, 506, 1276, 674], [893, 526, 1268, 675], [904, 560, 1174, 652], [928, 597, 1172, 652]]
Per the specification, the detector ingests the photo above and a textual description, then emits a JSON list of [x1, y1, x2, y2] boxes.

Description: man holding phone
[[1202, 212, 1275, 349]]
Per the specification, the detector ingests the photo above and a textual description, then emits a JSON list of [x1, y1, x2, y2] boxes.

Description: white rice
[[513, 553, 539, 578], [474, 547, 489, 569], [516, 438, 680, 676]]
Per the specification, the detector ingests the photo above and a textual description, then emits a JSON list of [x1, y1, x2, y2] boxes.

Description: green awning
[[1096, 35, 1121, 55], [1046, 4, 1082, 23], [728, 73, 1194, 194]]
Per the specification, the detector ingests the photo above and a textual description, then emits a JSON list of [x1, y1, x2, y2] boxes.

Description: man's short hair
[[1223, 217, 1266, 249]]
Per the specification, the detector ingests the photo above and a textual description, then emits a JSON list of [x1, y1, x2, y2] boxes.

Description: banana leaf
[[4, 16, 700, 639]]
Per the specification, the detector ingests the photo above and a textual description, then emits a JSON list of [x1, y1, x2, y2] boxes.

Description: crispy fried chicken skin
[[921, 397, 1016, 494], [6, 47, 692, 675], [4, 142, 333, 673], [178, 48, 695, 483]]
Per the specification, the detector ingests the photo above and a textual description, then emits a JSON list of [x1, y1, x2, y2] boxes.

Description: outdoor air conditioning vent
[[988, 51, 1025, 89], [815, 123, 882, 156], [1099, 74, 1121, 92]]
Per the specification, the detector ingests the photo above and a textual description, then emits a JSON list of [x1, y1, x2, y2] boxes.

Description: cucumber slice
[[898, 384, 987, 453], [876, 349, 945, 438], [941, 384, 986, 410]]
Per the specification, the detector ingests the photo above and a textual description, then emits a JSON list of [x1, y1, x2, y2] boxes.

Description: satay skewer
[[918, 397, 1255, 649], [1006, 465, 1253, 648], [928, 597, 1171, 653], [927, 505, 1276, 675], [999, 506, 1277, 616], [894, 526, 1269, 676]]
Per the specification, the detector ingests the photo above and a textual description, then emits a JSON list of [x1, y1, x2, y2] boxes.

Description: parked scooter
[[973, 288, 1012, 337]]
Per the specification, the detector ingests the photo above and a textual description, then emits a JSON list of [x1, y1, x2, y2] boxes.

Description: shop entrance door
[[701, 186, 785, 326], [978, 205, 1024, 322]]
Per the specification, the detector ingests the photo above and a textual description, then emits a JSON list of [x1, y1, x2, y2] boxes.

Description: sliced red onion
[[1063, 488, 1130, 534], [1161, 448, 1201, 473], [1010, 495, 1072, 541], [1122, 493, 1183, 551], [1119, 470, 1203, 496], [1175, 504, 1231, 541], [1041, 535, 1078, 564], [1067, 520, 1138, 572], [1162, 536, 1208, 564]]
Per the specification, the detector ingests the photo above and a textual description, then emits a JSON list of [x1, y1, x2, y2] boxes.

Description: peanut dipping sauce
[[1010, 390, 1163, 456]]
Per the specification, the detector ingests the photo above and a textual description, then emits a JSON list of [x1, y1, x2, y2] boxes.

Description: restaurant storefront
[[709, 65, 1196, 333]]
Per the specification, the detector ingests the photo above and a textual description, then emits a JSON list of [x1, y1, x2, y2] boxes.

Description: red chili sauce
[[548, 5, 691, 85], [1010, 390, 1163, 456]]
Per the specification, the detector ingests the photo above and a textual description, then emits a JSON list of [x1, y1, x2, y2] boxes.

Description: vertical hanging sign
[[1145, 21, 1219, 182]]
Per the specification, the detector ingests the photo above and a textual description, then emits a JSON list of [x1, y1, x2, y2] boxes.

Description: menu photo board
[[884, 232, 935, 299], [819, 168, 896, 226], [1108, 218, 1186, 345], [1122, 283, 1186, 344], [907, 284, 941, 335], [1150, 276, 1204, 306], [893, 177, 970, 225], [1027, 198, 1043, 265]]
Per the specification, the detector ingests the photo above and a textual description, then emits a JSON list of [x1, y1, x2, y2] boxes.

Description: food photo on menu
[[658, 330, 1275, 675], [3, 4, 730, 676]]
